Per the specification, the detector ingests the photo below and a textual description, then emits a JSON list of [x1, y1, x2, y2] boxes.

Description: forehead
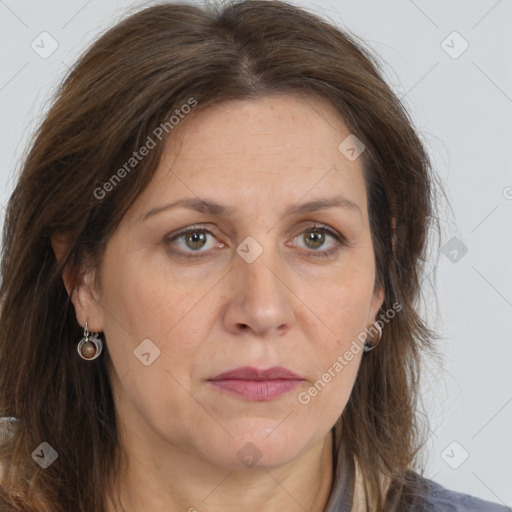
[[130, 94, 368, 221], [167, 93, 354, 165]]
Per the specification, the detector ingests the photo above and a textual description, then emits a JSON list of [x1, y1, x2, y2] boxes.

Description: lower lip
[[207, 379, 302, 401]]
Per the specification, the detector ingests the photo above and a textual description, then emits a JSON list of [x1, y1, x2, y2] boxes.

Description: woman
[[0, 1, 508, 511]]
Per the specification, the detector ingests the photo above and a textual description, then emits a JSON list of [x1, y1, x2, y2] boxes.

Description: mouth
[[206, 366, 305, 401]]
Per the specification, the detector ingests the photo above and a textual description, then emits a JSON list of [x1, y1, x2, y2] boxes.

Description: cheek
[[287, 266, 372, 415], [101, 241, 188, 333], [99, 246, 220, 381], [294, 263, 375, 350], [296, 343, 362, 438], [99, 252, 210, 430]]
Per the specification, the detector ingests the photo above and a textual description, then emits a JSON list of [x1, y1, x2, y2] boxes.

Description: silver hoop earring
[[363, 321, 383, 352], [77, 321, 103, 360]]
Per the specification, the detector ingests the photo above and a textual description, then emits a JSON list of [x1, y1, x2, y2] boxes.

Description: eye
[[164, 223, 345, 259], [165, 227, 221, 256], [291, 224, 344, 257]]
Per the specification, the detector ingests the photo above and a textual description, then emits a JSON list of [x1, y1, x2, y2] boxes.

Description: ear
[[51, 233, 104, 333], [368, 285, 385, 324], [365, 216, 396, 325]]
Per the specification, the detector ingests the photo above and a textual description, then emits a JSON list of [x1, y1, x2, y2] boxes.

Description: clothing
[[324, 424, 511, 512]]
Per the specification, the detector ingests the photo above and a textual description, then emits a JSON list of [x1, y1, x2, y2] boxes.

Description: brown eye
[[302, 227, 327, 250], [165, 228, 218, 255], [183, 230, 208, 250], [294, 226, 346, 257]]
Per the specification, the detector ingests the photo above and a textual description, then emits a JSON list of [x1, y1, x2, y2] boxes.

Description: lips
[[208, 366, 303, 381], [206, 366, 305, 401]]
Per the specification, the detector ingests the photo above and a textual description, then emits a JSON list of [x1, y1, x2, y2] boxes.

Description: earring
[[363, 321, 383, 352], [77, 321, 103, 360]]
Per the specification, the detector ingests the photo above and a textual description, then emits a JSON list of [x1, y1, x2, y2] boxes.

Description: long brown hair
[[0, 1, 445, 510]]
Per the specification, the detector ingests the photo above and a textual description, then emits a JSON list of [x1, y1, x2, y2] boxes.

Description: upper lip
[[208, 366, 304, 381]]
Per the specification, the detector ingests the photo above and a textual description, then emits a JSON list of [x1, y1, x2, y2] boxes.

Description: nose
[[222, 244, 295, 339]]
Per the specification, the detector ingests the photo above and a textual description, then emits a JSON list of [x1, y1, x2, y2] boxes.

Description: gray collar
[[322, 423, 355, 512]]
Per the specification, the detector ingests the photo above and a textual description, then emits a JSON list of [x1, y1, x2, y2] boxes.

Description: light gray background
[[1, 0, 511, 506]]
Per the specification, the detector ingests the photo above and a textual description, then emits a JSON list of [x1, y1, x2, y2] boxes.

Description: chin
[[208, 430, 309, 470]]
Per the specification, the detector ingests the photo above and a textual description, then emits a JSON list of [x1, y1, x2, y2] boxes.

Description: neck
[[106, 424, 334, 512]]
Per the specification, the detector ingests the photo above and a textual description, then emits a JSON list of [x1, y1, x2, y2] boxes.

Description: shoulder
[[409, 474, 511, 512]]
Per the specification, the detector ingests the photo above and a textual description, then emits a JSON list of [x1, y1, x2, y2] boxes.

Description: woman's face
[[85, 94, 384, 469]]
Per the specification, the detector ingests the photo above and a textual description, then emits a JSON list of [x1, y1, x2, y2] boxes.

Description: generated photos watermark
[[94, 97, 198, 200], [297, 301, 402, 405]]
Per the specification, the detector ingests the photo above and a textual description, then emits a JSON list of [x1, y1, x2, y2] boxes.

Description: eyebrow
[[142, 195, 362, 222]]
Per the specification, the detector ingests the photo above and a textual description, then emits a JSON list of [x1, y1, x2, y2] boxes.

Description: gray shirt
[[324, 427, 511, 512]]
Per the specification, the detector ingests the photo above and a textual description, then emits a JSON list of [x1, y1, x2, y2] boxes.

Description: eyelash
[[164, 223, 346, 260]]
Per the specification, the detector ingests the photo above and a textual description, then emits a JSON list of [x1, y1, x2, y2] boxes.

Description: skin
[[53, 93, 384, 512]]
